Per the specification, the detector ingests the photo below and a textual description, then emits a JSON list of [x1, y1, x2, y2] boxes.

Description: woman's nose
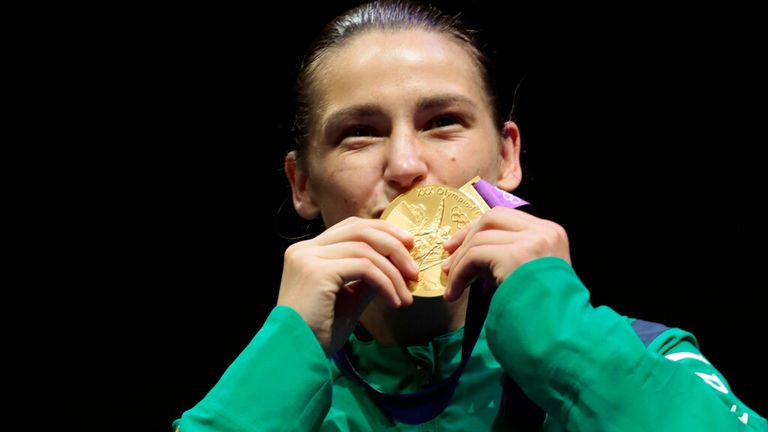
[[383, 130, 428, 191]]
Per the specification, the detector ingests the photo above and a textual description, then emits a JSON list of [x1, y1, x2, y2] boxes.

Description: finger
[[370, 218, 416, 246], [443, 229, 515, 273], [358, 225, 419, 282], [444, 244, 496, 302], [447, 207, 537, 250], [334, 257, 402, 308], [322, 217, 414, 247], [318, 241, 412, 305], [443, 208, 534, 271], [443, 219, 475, 253], [357, 225, 419, 281], [315, 220, 419, 281], [443, 230, 511, 301]]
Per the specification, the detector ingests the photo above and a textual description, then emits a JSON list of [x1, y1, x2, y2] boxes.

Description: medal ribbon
[[332, 179, 531, 424]]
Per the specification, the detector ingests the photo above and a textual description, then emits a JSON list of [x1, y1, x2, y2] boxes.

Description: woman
[[174, 1, 765, 430]]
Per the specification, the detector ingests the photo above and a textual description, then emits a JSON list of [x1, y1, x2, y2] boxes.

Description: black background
[[28, 2, 766, 430]]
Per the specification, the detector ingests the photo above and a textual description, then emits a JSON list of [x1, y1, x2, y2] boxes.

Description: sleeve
[[173, 306, 333, 432], [649, 330, 766, 430], [484, 257, 767, 431]]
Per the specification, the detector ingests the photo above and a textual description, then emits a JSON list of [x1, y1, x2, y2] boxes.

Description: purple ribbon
[[472, 178, 529, 209]]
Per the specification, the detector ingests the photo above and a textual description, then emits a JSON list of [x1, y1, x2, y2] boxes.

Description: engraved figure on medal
[[410, 197, 450, 274]]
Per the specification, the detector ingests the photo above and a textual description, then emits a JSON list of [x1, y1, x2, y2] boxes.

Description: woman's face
[[287, 29, 521, 226]]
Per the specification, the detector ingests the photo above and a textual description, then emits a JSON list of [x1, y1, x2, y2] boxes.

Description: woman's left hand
[[441, 206, 571, 302]]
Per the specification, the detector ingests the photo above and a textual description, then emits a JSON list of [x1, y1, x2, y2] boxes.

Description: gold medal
[[381, 178, 489, 297]]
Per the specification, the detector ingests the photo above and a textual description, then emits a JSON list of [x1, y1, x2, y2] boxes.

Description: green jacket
[[174, 258, 766, 431]]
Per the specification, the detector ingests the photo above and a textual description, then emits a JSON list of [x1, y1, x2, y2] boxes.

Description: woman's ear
[[285, 151, 321, 220], [496, 121, 523, 191]]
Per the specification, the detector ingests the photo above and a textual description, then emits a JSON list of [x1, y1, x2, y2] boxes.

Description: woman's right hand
[[277, 217, 418, 356]]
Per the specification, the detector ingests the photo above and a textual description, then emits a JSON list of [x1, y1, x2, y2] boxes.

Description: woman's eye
[[343, 125, 375, 138], [428, 115, 460, 129]]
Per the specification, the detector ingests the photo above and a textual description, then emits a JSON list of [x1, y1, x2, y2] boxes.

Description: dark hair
[[292, 0, 502, 168]]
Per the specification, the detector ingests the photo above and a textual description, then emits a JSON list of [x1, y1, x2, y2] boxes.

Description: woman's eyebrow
[[416, 94, 478, 112], [322, 105, 382, 134], [321, 94, 478, 134]]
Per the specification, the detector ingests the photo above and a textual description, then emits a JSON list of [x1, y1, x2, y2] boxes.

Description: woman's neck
[[359, 290, 469, 346]]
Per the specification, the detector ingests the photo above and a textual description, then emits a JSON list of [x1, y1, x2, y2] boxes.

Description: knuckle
[[336, 217, 364, 234], [478, 209, 496, 228], [356, 241, 376, 256], [361, 260, 376, 273], [348, 216, 368, 228], [547, 221, 568, 243], [283, 243, 302, 261]]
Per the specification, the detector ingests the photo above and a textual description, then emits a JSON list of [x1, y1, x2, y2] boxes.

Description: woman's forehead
[[322, 29, 478, 76], [312, 29, 489, 115]]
